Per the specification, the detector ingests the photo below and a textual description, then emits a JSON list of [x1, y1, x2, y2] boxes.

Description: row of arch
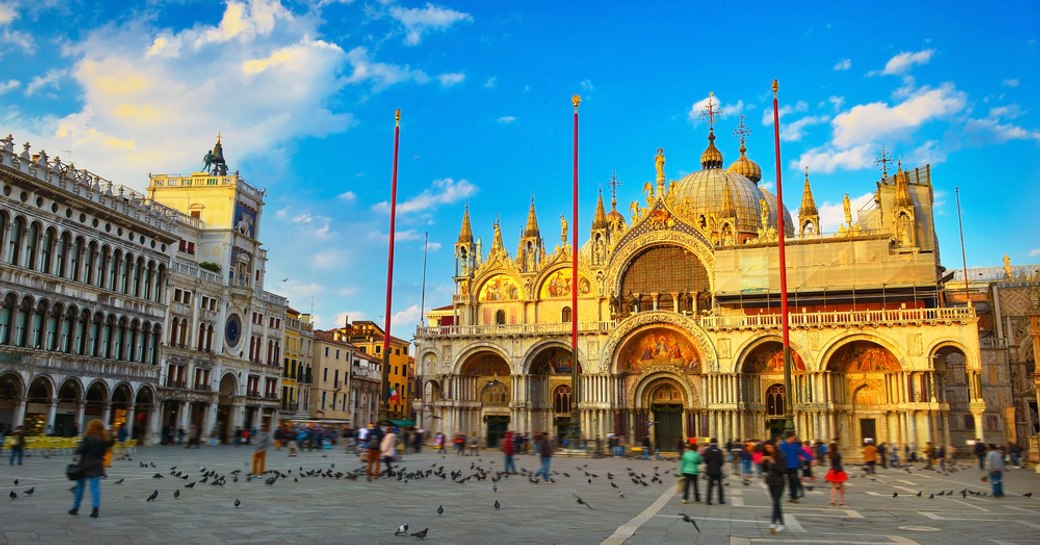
[[0, 210, 167, 304], [0, 291, 162, 364], [0, 372, 156, 406], [169, 317, 216, 352]]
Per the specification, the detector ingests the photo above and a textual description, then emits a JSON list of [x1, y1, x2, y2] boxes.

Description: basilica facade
[[414, 122, 985, 458]]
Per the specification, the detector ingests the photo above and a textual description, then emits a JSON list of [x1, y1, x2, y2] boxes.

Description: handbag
[[66, 457, 84, 481]]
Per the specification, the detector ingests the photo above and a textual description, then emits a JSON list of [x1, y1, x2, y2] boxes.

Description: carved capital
[[968, 400, 987, 417]]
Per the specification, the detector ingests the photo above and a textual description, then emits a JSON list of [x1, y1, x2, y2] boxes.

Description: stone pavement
[[0, 445, 1038, 545]]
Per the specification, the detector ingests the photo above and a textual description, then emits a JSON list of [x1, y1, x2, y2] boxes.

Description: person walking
[[779, 432, 810, 502], [534, 432, 555, 482], [825, 442, 847, 506], [366, 423, 384, 480], [641, 435, 652, 460], [502, 430, 517, 474], [762, 441, 788, 533], [68, 419, 115, 518], [380, 425, 398, 478], [986, 443, 1005, 497], [8, 425, 25, 465], [974, 439, 986, 470], [679, 441, 702, 503], [251, 424, 270, 476], [703, 438, 725, 505], [878, 442, 888, 469], [863, 441, 878, 474]]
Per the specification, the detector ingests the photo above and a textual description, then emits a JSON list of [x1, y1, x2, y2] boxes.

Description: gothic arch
[[601, 311, 718, 374], [27, 374, 55, 402]]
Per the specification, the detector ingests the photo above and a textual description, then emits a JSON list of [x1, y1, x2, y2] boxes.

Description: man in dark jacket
[[973, 439, 986, 470], [779, 432, 811, 502], [702, 438, 725, 505]]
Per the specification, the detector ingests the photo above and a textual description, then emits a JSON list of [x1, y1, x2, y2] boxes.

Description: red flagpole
[[772, 81, 795, 434], [569, 95, 581, 443], [380, 109, 401, 421]]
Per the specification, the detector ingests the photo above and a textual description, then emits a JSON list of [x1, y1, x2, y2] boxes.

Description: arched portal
[[457, 351, 511, 447], [111, 383, 133, 430], [134, 386, 155, 442], [825, 341, 902, 452], [618, 245, 710, 317], [738, 341, 805, 438], [24, 376, 54, 435], [84, 381, 109, 428], [527, 346, 580, 440], [632, 374, 694, 453], [0, 372, 24, 427], [56, 379, 82, 436], [216, 373, 238, 444], [933, 343, 973, 447]]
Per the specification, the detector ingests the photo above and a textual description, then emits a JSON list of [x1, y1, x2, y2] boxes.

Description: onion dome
[[726, 141, 762, 184], [700, 128, 724, 169]]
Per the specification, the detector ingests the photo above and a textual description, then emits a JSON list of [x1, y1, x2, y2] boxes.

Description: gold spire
[[721, 180, 735, 216], [655, 148, 666, 194], [893, 158, 913, 208], [524, 196, 540, 238], [457, 203, 473, 244], [593, 188, 608, 229], [572, 95, 581, 111], [799, 167, 818, 217], [395, 109, 401, 127], [491, 216, 505, 253]]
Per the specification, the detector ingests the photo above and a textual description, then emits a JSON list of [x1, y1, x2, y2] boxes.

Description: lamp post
[[379, 109, 401, 424], [771, 80, 795, 436], [568, 95, 582, 447]]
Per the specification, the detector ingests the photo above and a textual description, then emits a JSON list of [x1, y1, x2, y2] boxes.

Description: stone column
[[203, 402, 218, 442], [147, 404, 161, 446], [125, 403, 136, 438], [101, 402, 111, 427], [75, 402, 85, 431], [45, 400, 57, 433], [969, 401, 986, 443]]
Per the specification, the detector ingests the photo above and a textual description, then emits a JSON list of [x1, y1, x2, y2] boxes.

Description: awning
[[389, 419, 416, 427]]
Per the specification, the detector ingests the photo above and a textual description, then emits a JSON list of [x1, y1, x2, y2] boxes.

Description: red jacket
[[502, 432, 515, 455]]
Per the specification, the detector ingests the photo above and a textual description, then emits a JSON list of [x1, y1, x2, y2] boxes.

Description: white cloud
[[689, 94, 744, 125], [437, 72, 465, 86], [873, 49, 935, 76], [426, 241, 442, 251], [1002, 78, 1019, 88], [833, 58, 851, 71], [6, 0, 355, 190], [580, 79, 594, 91], [761, 100, 807, 126], [988, 104, 1025, 119], [484, 76, 496, 88], [906, 140, 946, 166], [831, 83, 966, 147], [344, 46, 430, 90], [338, 190, 357, 201], [0, 3, 15, 25], [312, 248, 348, 269], [496, 115, 516, 124], [276, 278, 324, 301], [793, 144, 874, 174], [962, 117, 1040, 143], [1030, 249, 1040, 257], [781, 115, 828, 142], [24, 68, 67, 96], [389, 3, 472, 46], [0, 79, 18, 94], [828, 96, 845, 111], [374, 177, 478, 215], [391, 303, 422, 328], [818, 192, 875, 233]]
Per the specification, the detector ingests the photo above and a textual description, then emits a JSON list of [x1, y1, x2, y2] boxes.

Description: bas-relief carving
[[718, 338, 731, 360], [908, 333, 922, 356]]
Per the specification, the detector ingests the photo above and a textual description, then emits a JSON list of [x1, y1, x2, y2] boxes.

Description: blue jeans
[[990, 471, 1004, 497], [741, 459, 751, 475], [642, 448, 649, 460], [535, 457, 552, 480], [9, 447, 23, 465], [504, 454, 516, 474], [73, 476, 101, 509]]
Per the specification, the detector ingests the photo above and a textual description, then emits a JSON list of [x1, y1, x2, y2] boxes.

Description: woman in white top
[[380, 427, 398, 478]]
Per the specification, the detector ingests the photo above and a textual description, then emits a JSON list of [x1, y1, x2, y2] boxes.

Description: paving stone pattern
[[0, 446, 1038, 545]]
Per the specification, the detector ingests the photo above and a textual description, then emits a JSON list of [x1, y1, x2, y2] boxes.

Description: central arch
[[631, 372, 699, 453], [825, 340, 902, 452], [457, 350, 512, 447], [525, 344, 581, 441]]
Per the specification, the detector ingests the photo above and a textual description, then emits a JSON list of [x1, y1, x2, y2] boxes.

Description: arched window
[[495, 310, 506, 325], [561, 306, 572, 323], [765, 384, 785, 417], [553, 384, 572, 414]]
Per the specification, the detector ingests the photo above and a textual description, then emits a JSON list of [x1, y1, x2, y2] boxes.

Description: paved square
[[1, 447, 1037, 545]]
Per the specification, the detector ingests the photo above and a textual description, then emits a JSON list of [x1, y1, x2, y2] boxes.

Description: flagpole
[[771, 81, 796, 436], [379, 109, 401, 423], [568, 94, 582, 446]]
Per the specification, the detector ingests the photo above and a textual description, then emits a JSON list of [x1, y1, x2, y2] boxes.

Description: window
[[324, 347, 329, 357], [395, 348, 400, 356], [375, 346, 381, 354], [323, 368, 328, 383], [190, 210, 201, 219], [766, 384, 785, 417], [335, 349, 340, 359], [495, 310, 506, 325], [553, 385, 572, 414], [334, 369, 339, 386], [561, 306, 572, 323], [321, 391, 326, 410]]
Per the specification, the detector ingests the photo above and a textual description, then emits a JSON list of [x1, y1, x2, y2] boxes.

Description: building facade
[[350, 349, 382, 428], [946, 263, 1040, 456], [280, 308, 313, 423], [333, 321, 412, 418], [0, 135, 177, 440], [149, 138, 287, 444], [311, 330, 355, 424], [415, 122, 984, 456]]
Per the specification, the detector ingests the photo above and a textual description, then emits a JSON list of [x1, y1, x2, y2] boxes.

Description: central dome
[[670, 129, 793, 239]]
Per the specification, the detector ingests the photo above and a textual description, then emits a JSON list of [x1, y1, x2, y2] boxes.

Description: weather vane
[[875, 145, 893, 179], [733, 114, 750, 144], [700, 91, 719, 129]]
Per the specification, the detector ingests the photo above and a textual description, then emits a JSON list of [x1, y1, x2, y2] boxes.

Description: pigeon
[[114, 478, 125, 484], [494, 500, 501, 509], [893, 492, 898, 498], [572, 491, 594, 510], [146, 490, 159, 502], [916, 491, 922, 497], [9, 490, 17, 500], [410, 528, 428, 540], [174, 490, 180, 499], [13, 479, 18, 486], [234, 498, 241, 508], [678, 513, 701, 532], [185, 482, 196, 488], [23, 487, 33, 496], [437, 505, 444, 516], [1025, 492, 1033, 498], [153, 473, 164, 479], [394, 524, 409, 536]]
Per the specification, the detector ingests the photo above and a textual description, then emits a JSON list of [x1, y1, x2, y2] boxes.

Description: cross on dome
[[700, 92, 720, 130]]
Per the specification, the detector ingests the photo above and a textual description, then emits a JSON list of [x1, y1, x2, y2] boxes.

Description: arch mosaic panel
[[478, 274, 520, 301], [742, 343, 806, 373], [617, 327, 700, 373], [539, 270, 592, 299], [829, 341, 900, 373], [529, 347, 582, 375], [460, 352, 511, 376]]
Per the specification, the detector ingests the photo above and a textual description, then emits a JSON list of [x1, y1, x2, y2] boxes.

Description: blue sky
[[1, 0, 1038, 338]]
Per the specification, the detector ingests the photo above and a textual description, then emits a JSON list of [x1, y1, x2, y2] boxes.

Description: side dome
[[759, 187, 795, 237], [672, 168, 765, 235], [726, 142, 762, 184]]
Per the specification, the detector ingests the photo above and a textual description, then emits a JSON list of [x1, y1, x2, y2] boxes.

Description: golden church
[[413, 116, 985, 458]]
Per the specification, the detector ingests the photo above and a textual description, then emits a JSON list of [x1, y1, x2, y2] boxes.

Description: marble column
[[75, 401, 85, 432], [45, 400, 57, 433], [100, 402, 111, 427], [147, 404, 161, 446], [125, 403, 136, 438]]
